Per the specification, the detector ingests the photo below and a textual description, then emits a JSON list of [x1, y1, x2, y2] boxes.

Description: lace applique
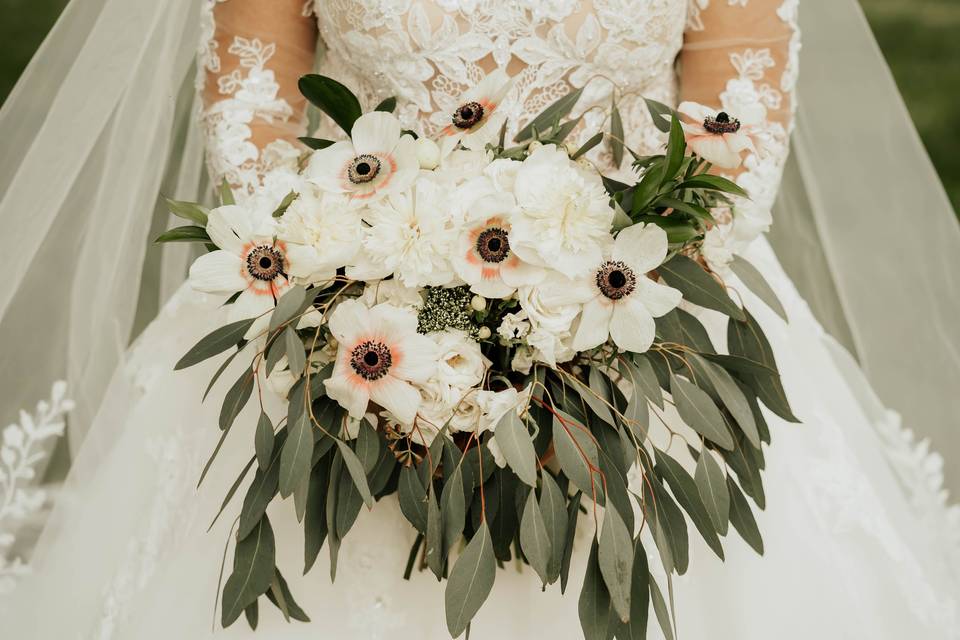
[[313, 0, 688, 164], [0, 382, 72, 594]]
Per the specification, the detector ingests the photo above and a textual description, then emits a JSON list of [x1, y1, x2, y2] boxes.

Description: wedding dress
[[2, 1, 959, 639]]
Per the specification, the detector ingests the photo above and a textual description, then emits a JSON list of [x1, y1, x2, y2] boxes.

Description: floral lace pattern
[[198, 0, 302, 197], [313, 0, 688, 164], [0, 382, 72, 594]]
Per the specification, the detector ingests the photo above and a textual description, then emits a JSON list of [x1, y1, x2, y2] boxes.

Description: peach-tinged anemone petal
[[389, 334, 438, 383], [351, 111, 402, 156], [638, 278, 682, 317], [305, 142, 356, 193], [677, 101, 715, 124], [610, 297, 656, 353], [369, 375, 421, 425], [325, 361, 372, 420], [572, 296, 613, 352], [231, 289, 276, 339], [687, 135, 743, 170], [469, 274, 513, 299], [613, 223, 668, 275], [205, 205, 249, 253], [369, 302, 419, 337], [188, 250, 246, 294], [327, 299, 375, 344], [498, 257, 545, 289], [725, 131, 755, 155]]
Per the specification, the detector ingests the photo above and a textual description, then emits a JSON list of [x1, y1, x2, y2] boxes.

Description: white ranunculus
[[497, 310, 531, 341], [515, 283, 579, 366], [359, 279, 425, 312], [510, 144, 615, 278], [432, 330, 490, 389], [277, 190, 363, 286]]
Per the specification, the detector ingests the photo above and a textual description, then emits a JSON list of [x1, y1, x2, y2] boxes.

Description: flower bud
[[470, 295, 487, 312], [415, 137, 441, 170], [528, 140, 543, 151], [477, 326, 492, 340]]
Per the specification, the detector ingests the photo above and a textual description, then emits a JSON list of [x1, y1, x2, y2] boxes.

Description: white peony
[[509, 144, 615, 278], [347, 177, 458, 288], [515, 283, 580, 367]]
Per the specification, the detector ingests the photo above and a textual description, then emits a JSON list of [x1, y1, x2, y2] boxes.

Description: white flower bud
[[477, 326, 492, 340], [528, 140, 543, 151], [415, 137, 441, 170], [470, 295, 487, 312]]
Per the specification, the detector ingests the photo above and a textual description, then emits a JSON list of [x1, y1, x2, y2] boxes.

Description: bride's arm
[[679, 0, 800, 256], [199, 0, 317, 196]]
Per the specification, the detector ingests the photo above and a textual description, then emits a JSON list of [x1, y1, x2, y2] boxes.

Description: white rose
[[516, 284, 579, 366], [498, 310, 531, 341], [416, 137, 441, 170]]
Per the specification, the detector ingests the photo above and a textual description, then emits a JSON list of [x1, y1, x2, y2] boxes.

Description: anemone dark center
[[350, 340, 393, 381], [596, 260, 637, 300], [453, 101, 484, 129], [703, 111, 741, 135], [348, 154, 381, 184], [246, 245, 284, 281], [476, 227, 510, 263]]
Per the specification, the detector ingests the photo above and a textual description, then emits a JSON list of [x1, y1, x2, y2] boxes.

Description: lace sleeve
[[681, 0, 800, 264], [198, 0, 317, 198]]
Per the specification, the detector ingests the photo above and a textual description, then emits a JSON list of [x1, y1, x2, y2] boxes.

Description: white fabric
[[1, 0, 959, 637]]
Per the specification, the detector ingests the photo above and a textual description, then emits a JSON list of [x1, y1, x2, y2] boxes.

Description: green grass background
[[1, 0, 958, 211]]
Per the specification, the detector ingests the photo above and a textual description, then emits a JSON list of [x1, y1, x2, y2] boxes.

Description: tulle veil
[[0, 0, 958, 594]]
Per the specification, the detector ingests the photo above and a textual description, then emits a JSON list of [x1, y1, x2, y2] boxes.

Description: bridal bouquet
[[160, 73, 796, 639]]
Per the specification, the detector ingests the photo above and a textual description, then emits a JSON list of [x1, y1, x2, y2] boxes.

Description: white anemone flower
[[678, 101, 760, 170], [188, 204, 326, 337], [543, 223, 682, 354], [324, 301, 438, 424], [452, 191, 545, 298], [441, 69, 513, 155], [347, 177, 457, 288], [305, 111, 418, 202], [277, 190, 362, 286], [510, 144, 615, 279]]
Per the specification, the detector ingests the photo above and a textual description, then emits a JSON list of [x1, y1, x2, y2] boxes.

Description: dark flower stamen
[[475, 227, 510, 263], [703, 111, 741, 135], [596, 260, 637, 300], [349, 340, 393, 381], [348, 154, 382, 184], [246, 245, 285, 281], [452, 101, 484, 129]]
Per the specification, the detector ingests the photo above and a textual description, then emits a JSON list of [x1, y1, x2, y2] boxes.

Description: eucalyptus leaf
[[336, 439, 374, 508], [615, 540, 650, 640], [727, 476, 764, 554], [649, 576, 675, 640], [220, 178, 236, 205], [727, 311, 798, 422], [694, 451, 730, 535], [560, 491, 583, 594], [283, 327, 306, 378], [399, 464, 429, 533], [539, 472, 569, 581], [579, 541, 612, 640], [266, 569, 310, 622], [610, 97, 624, 167], [648, 480, 689, 575], [658, 254, 745, 321], [730, 256, 788, 321], [441, 463, 467, 551], [520, 489, 552, 585], [493, 411, 538, 487], [629, 354, 664, 409], [598, 505, 634, 622], [553, 412, 602, 500], [572, 131, 605, 160], [655, 450, 724, 559], [219, 366, 255, 432], [270, 285, 307, 332], [690, 354, 760, 448], [670, 375, 734, 450], [445, 522, 496, 638], [254, 412, 275, 470], [177, 318, 254, 370], [279, 412, 314, 499], [304, 462, 330, 573], [221, 518, 276, 627]]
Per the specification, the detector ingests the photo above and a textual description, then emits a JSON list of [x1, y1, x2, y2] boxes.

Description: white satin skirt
[[2, 238, 958, 639]]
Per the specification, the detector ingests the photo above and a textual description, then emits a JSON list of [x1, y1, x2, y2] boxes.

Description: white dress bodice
[[313, 0, 689, 159]]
